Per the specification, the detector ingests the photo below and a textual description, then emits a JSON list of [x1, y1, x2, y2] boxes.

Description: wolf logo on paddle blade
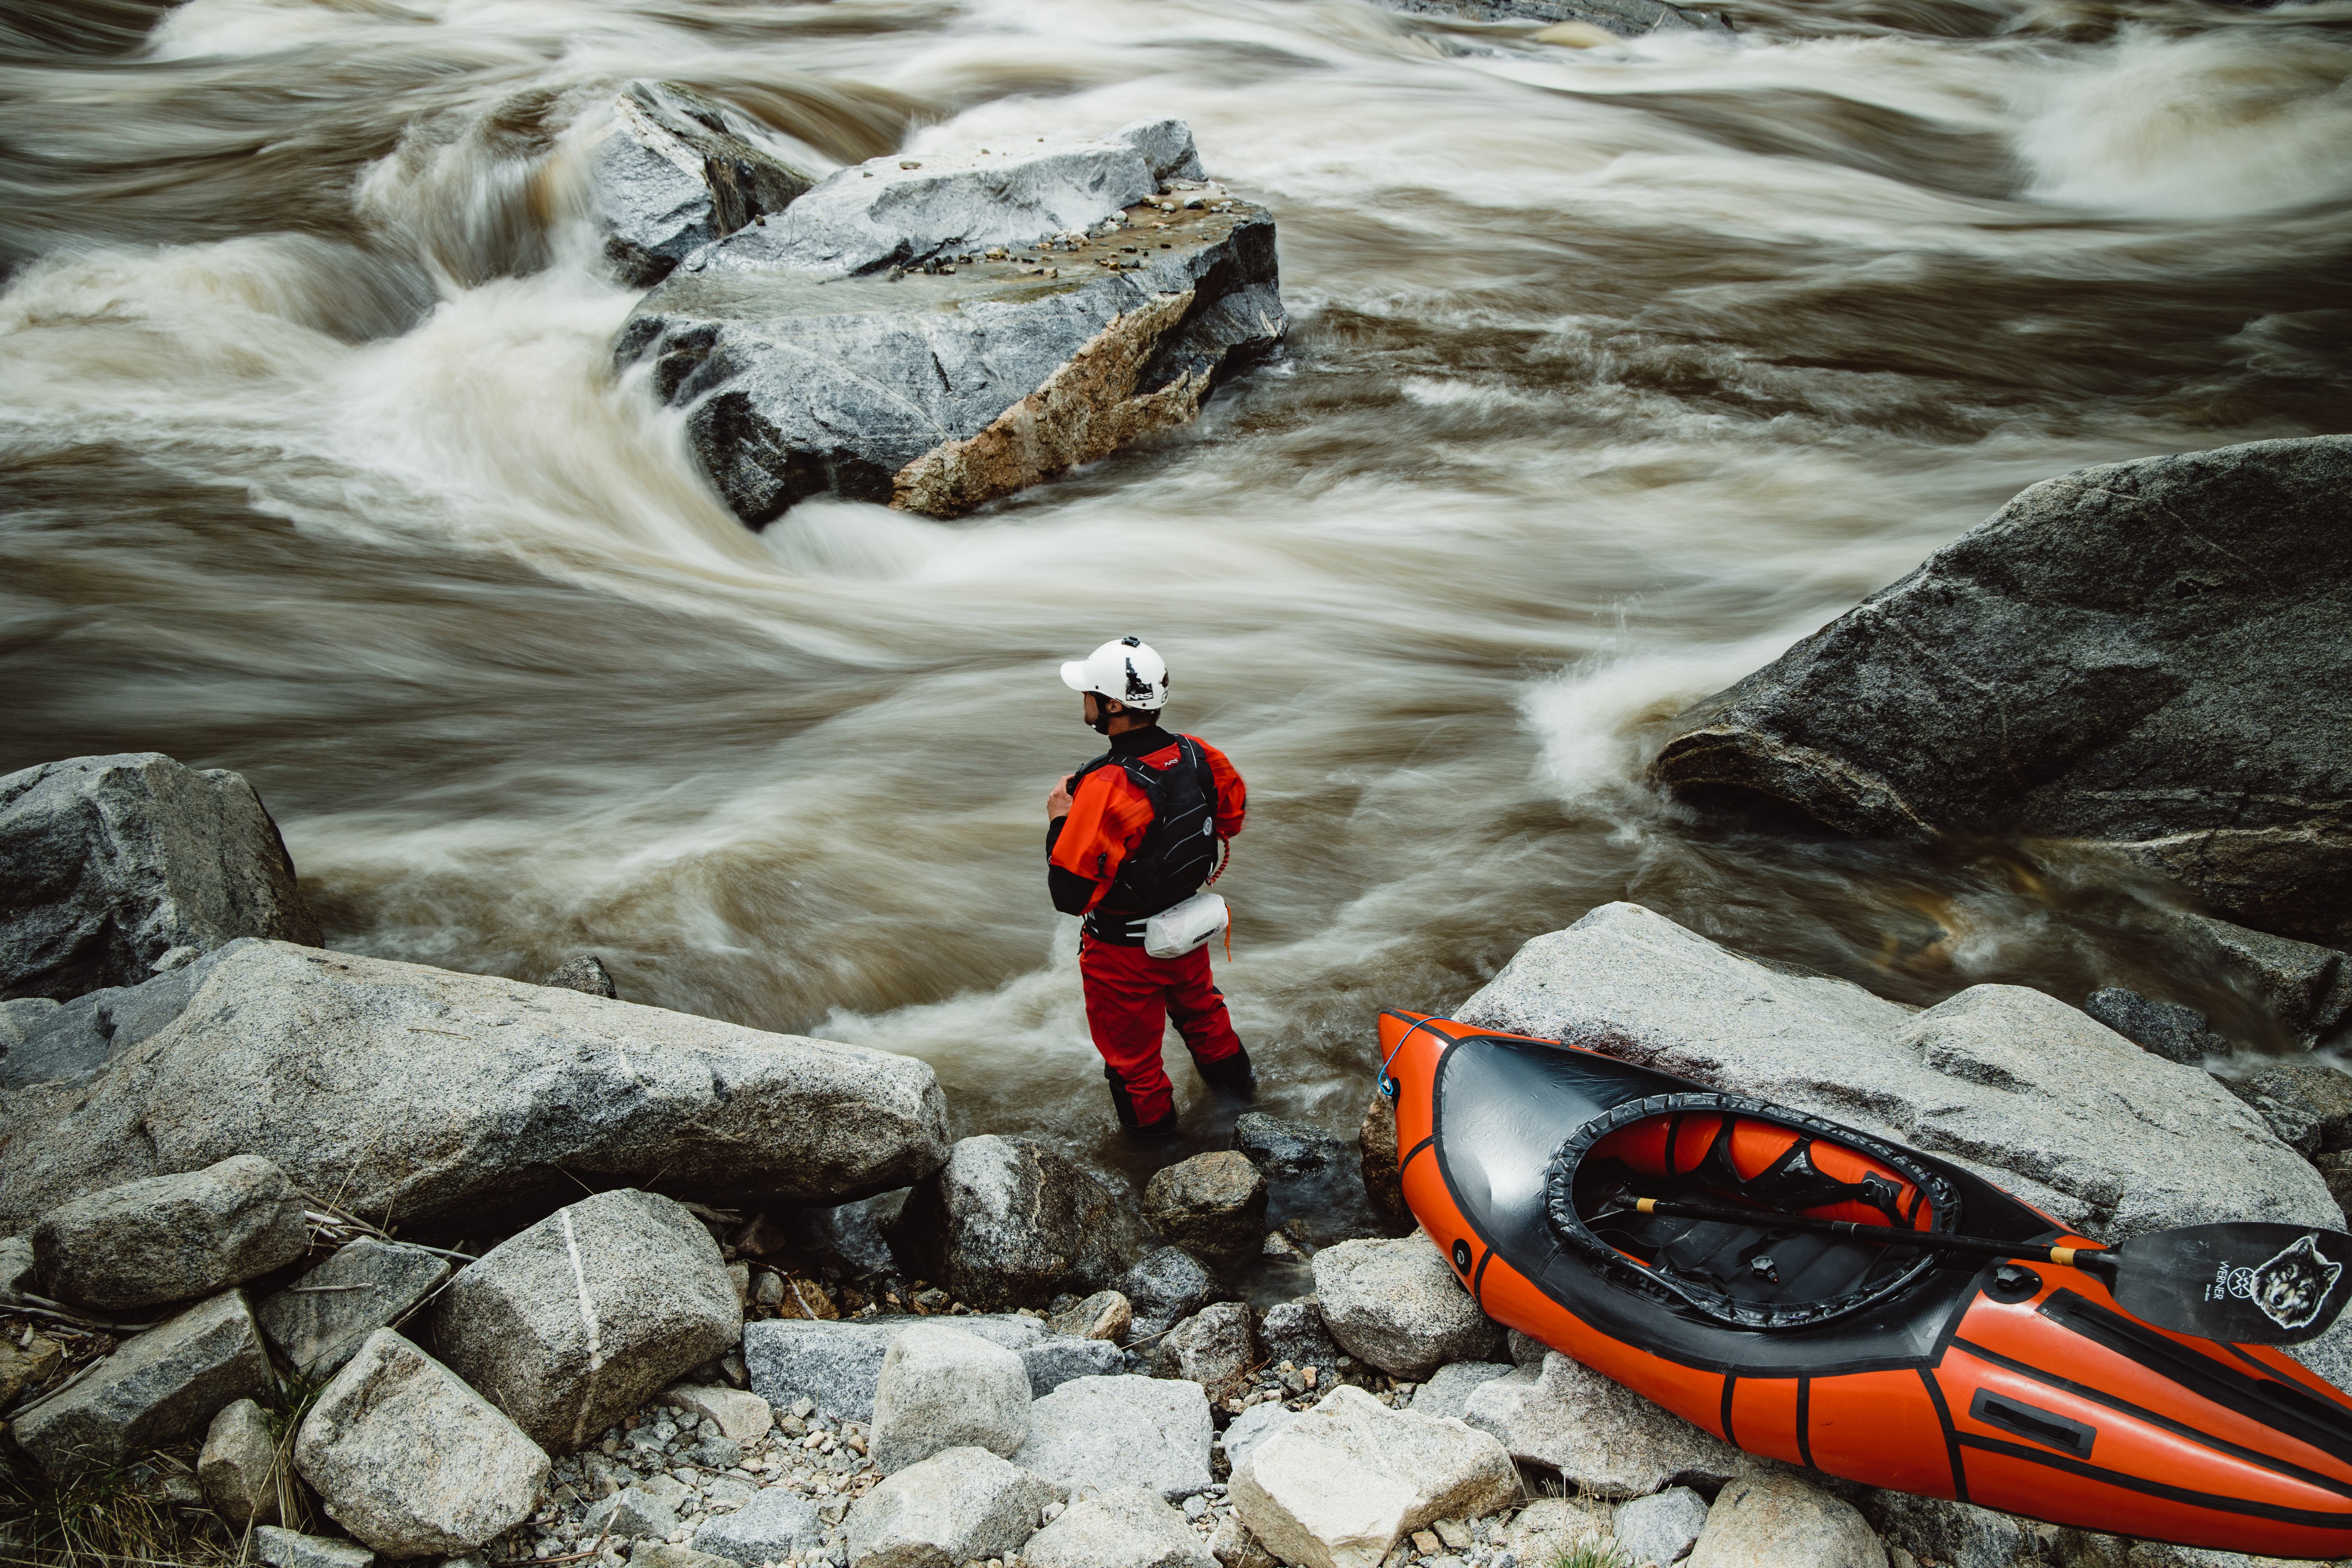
[[2248, 1234, 2345, 1332]]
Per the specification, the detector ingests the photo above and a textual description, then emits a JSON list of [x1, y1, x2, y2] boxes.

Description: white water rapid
[[4, 0, 2349, 1209]]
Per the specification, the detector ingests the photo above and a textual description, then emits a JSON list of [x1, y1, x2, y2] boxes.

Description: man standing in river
[[1047, 636, 1253, 1141]]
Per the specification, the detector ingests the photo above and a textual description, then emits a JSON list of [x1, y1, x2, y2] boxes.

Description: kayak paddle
[[1621, 1194, 2352, 1346]]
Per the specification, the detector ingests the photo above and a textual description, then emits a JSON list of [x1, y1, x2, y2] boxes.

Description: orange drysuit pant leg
[[1079, 937, 1244, 1126]]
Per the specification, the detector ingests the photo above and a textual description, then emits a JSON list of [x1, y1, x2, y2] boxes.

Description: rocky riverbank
[[6, 738, 2350, 1568]]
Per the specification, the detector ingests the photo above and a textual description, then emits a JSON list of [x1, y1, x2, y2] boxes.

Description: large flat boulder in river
[[1650, 436, 2352, 946], [616, 120, 1282, 522], [0, 938, 950, 1234], [0, 753, 319, 1004]]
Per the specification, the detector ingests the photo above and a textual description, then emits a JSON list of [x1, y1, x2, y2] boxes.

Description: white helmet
[[1061, 636, 1170, 711]]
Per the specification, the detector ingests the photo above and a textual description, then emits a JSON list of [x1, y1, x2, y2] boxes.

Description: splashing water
[[3, 0, 2348, 1210]]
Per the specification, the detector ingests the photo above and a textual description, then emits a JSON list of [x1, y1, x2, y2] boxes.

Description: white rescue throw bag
[[1145, 891, 1229, 959]]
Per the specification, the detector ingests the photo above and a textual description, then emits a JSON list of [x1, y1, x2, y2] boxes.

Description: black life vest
[[1072, 734, 1221, 919]]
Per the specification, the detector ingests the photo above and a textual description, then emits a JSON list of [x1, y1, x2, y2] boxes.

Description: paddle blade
[[2112, 1223, 2352, 1345]]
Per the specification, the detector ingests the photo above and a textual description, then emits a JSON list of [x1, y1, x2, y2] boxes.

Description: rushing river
[[3, 0, 2349, 1219]]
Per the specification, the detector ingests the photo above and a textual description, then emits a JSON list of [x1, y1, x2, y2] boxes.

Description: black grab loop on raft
[[1545, 1091, 1961, 1332]]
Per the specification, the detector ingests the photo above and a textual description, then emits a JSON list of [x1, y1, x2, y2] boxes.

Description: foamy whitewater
[[3, 0, 2348, 1194]]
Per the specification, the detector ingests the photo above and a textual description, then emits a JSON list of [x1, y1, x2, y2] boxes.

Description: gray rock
[[1461, 1352, 1739, 1500], [1230, 1385, 1516, 1568], [843, 1445, 1061, 1568], [635, 1549, 740, 1568], [1144, 1152, 1268, 1277], [2185, 914, 2352, 1044], [1501, 1498, 1615, 1563], [616, 186, 1282, 524], [869, 1322, 1031, 1474], [1651, 436, 2352, 947], [0, 938, 949, 1235], [1024, 1486, 1216, 1568], [12, 1288, 271, 1474], [1407, 1363, 1513, 1422], [587, 81, 820, 288], [295, 1329, 547, 1556], [2224, 1058, 2352, 1155], [1357, 1089, 1406, 1225], [1686, 1472, 1885, 1568], [1256, 1299, 1342, 1380], [3, 931, 240, 1091], [543, 954, 619, 999], [1375, 0, 1729, 37], [434, 1187, 740, 1455], [1860, 1490, 2046, 1568], [1614, 1486, 1710, 1568], [0, 995, 60, 1057], [1012, 1374, 1214, 1501], [254, 1527, 375, 1568], [1155, 1301, 1255, 1398], [259, 1236, 451, 1378], [1046, 1288, 1131, 1342], [680, 134, 1153, 281], [744, 1313, 1047, 1421], [588, 1484, 683, 1542], [1023, 1335, 1124, 1396], [1121, 1247, 1215, 1341], [693, 1487, 823, 1565], [1231, 1114, 1348, 1179], [1310, 1232, 1500, 1380], [199, 1396, 280, 1527], [0, 1234, 34, 1301], [1217, 1402, 1298, 1476], [2316, 1151, 2352, 1224], [32, 1152, 309, 1312], [1209, 1515, 1278, 1568], [0, 752, 318, 1004], [888, 1136, 1148, 1311], [791, 1190, 903, 1277], [1115, 117, 1205, 184], [1457, 902, 2337, 1244], [662, 1382, 774, 1442], [2080, 989, 2225, 1065]]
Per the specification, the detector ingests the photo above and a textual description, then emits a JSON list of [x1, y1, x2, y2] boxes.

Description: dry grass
[[0, 1457, 235, 1568]]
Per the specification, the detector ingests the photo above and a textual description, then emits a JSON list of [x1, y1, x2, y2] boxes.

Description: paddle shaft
[[1632, 1196, 2115, 1275]]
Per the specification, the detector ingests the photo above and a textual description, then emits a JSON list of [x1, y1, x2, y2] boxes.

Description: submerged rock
[[616, 122, 1281, 524], [0, 937, 950, 1233], [1651, 435, 2352, 948], [0, 752, 318, 1005], [586, 80, 821, 288], [890, 1135, 1148, 1311]]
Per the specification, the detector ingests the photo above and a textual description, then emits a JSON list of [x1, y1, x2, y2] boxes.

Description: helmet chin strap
[[1087, 698, 1121, 736]]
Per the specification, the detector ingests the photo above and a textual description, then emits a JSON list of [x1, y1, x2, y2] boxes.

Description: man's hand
[[1047, 773, 1075, 821]]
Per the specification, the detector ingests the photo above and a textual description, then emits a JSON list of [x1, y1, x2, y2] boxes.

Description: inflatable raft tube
[[1379, 1009, 2352, 1556]]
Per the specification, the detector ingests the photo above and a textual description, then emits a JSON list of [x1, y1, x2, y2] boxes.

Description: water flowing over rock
[[295, 1329, 549, 1557], [1228, 1385, 1517, 1568], [14, 1289, 272, 1474], [1310, 1231, 1502, 1379], [0, 937, 950, 1234], [0, 753, 317, 1004], [1651, 436, 2352, 948], [32, 1152, 309, 1312], [1461, 1350, 1740, 1498], [845, 1446, 1062, 1568], [585, 81, 821, 288], [433, 1187, 742, 1454], [615, 121, 1282, 524], [889, 1135, 1148, 1311]]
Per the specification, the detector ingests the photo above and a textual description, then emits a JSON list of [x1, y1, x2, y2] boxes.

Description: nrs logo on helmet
[[1061, 635, 1171, 712]]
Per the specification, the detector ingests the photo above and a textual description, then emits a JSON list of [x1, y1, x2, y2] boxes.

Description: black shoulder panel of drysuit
[[1046, 818, 1098, 916]]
